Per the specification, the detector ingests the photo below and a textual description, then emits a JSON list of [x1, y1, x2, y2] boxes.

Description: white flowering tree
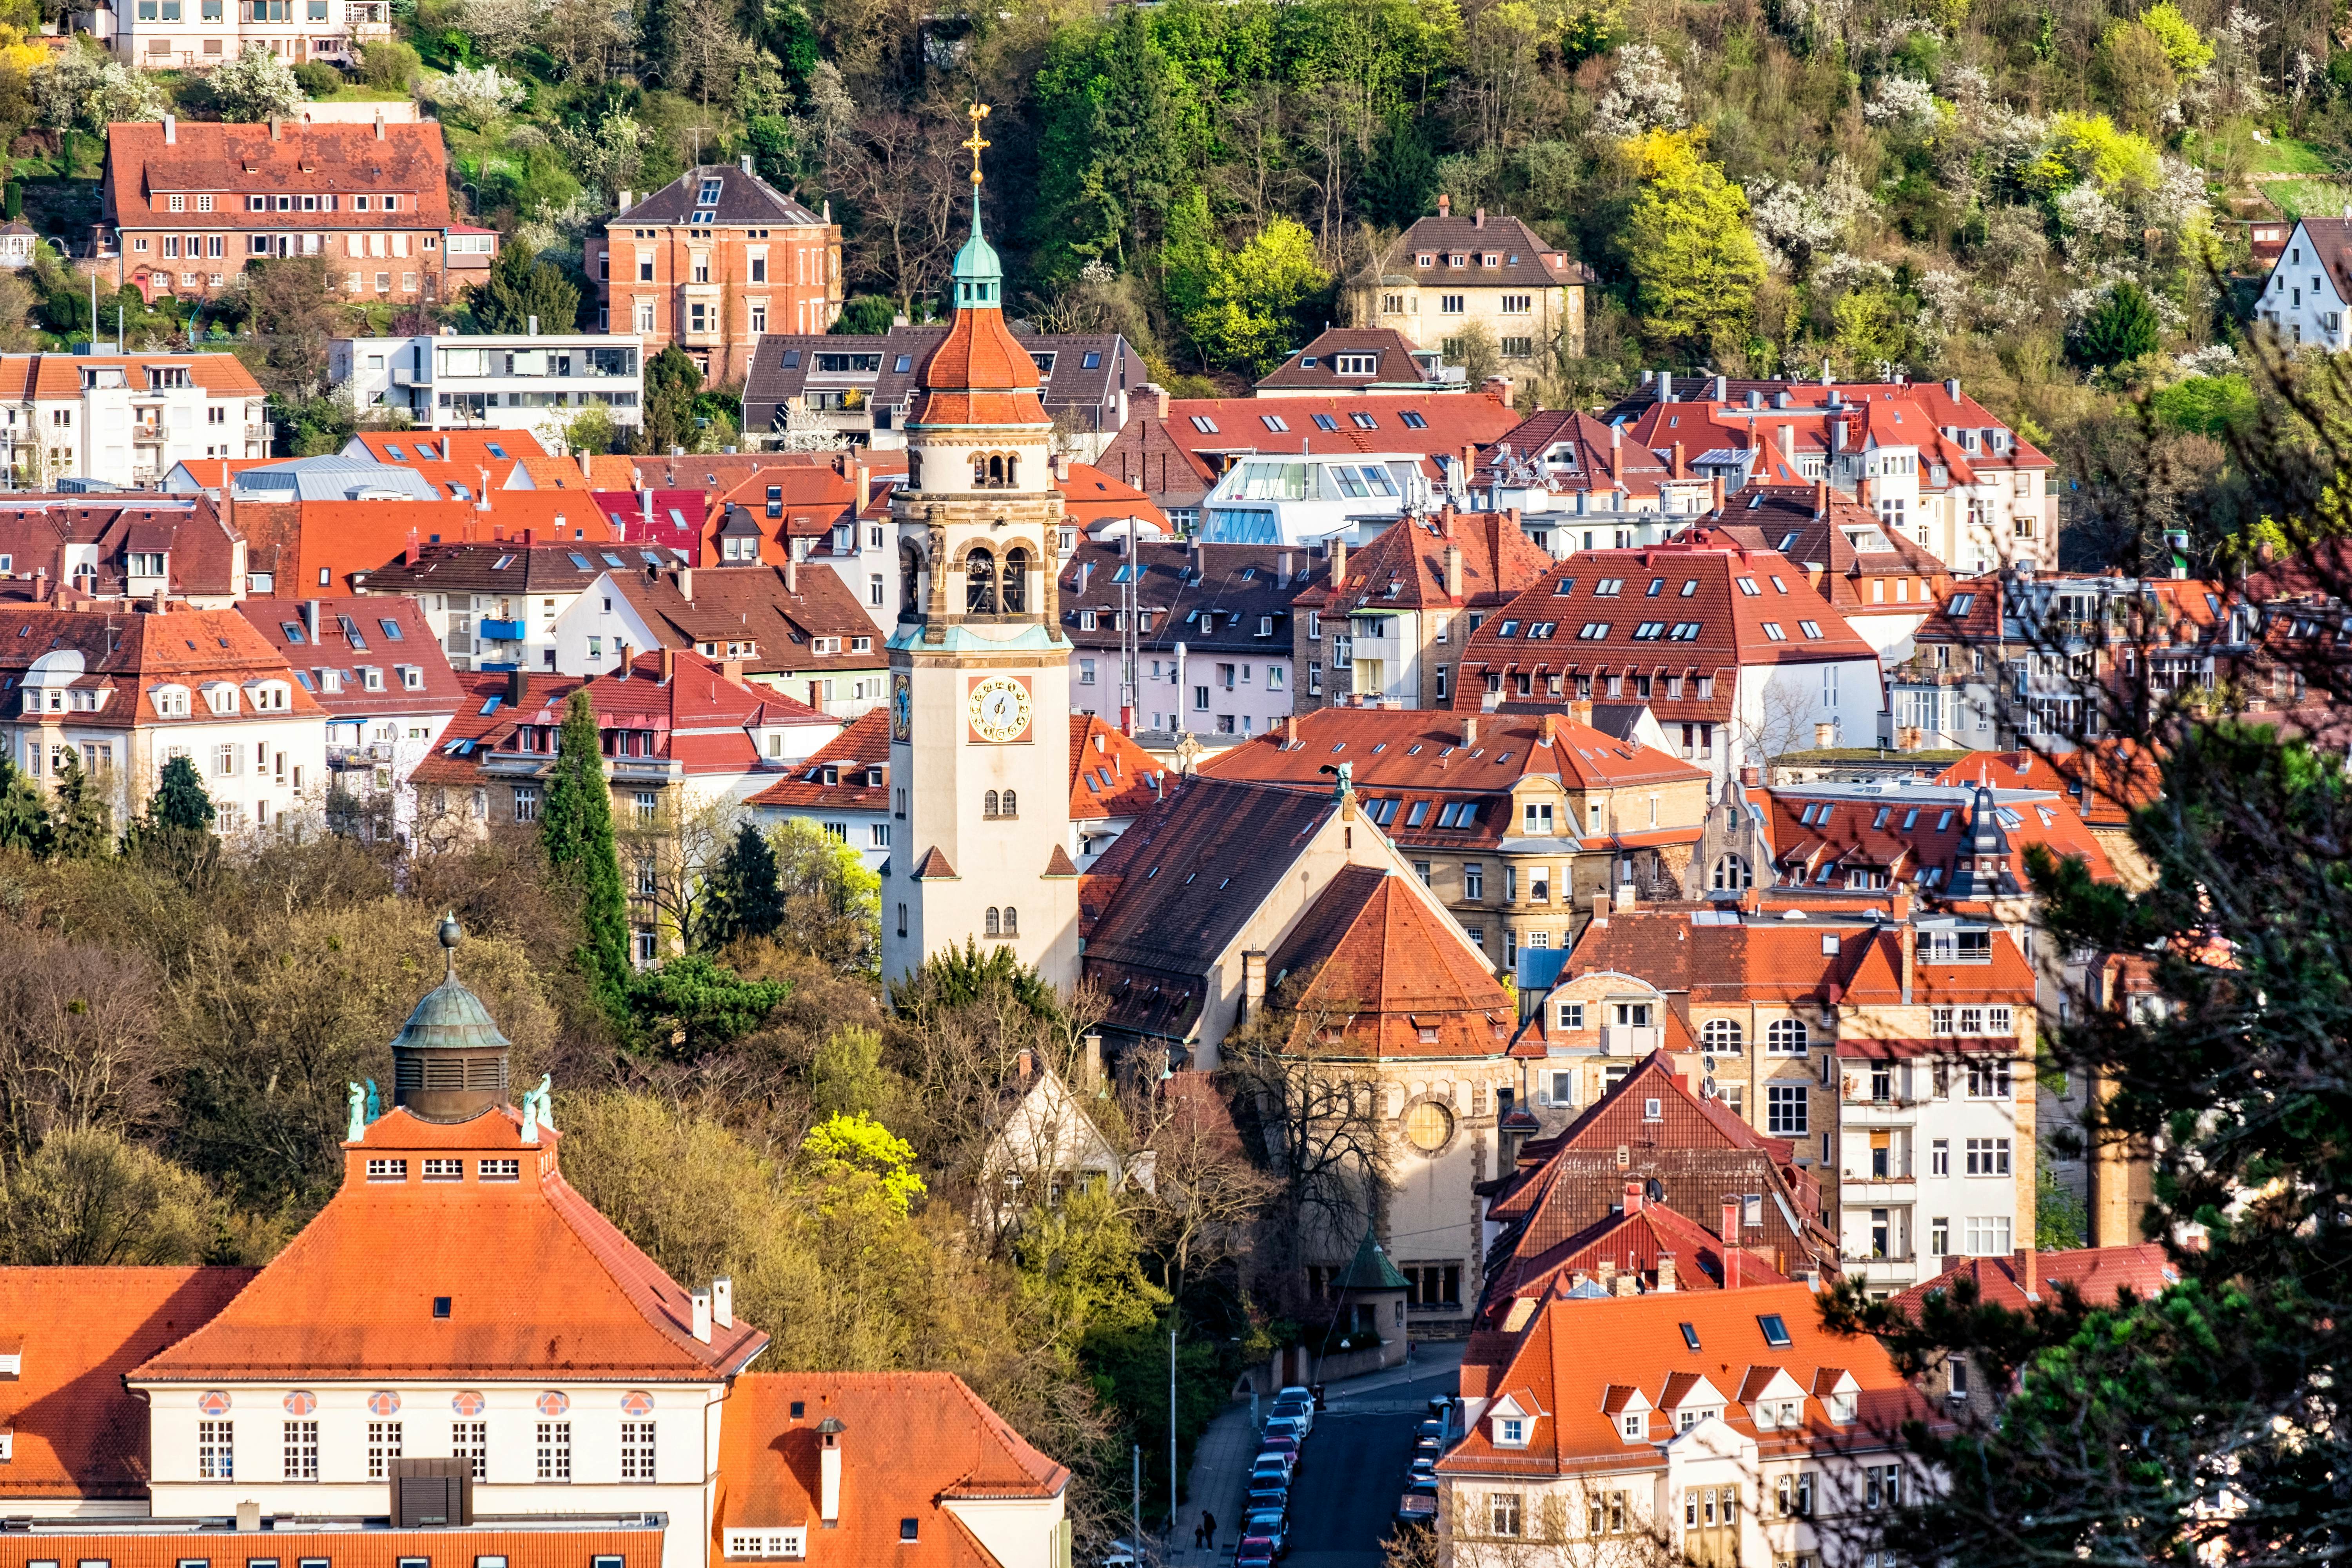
[[434, 64, 528, 129], [1862, 75, 1939, 131], [1592, 44, 1685, 140], [34, 48, 167, 134], [208, 43, 307, 123]]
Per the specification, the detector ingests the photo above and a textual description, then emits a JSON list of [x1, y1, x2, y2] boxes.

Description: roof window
[[1758, 1313, 1792, 1348], [1679, 1322, 1700, 1351]]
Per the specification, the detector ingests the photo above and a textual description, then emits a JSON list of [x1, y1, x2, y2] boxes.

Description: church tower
[[882, 105, 1078, 989]]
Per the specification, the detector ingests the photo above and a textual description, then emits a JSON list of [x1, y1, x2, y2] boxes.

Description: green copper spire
[[952, 102, 1002, 309]]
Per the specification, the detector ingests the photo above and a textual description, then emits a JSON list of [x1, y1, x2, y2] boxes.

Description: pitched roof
[[104, 120, 453, 230], [1254, 328, 1436, 393], [1760, 780, 2118, 894], [1564, 907, 2038, 1008], [712, 1372, 1065, 1568], [1332, 1225, 1412, 1290], [1601, 378, 2054, 473], [1440, 1282, 1932, 1478], [914, 269, 1046, 430], [1098, 393, 1519, 498], [0, 1267, 256, 1496], [0, 353, 263, 401], [1391, 210, 1590, 289], [746, 708, 891, 811], [356, 539, 688, 599], [1472, 409, 1682, 500], [0, 493, 243, 601], [0, 606, 327, 727], [1293, 508, 1553, 614], [1078, 778, 1336, 1039], [1058, 539, 1310, 657], [1480, 1199, 1793, 1324], [1067, 714, 1165, 821], [608, 563, 881, 676], [1267, 864, 1510, 1056], [1891, 1244, 2178, 1314], [238, 597, 465, 718], [135, 1107, 768, 1382], [615, 163, 825, 228]]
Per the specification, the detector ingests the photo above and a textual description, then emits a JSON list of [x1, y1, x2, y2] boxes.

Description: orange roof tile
[[0, 1267, 255, 1496], [0, 1528, 660, 1568], [1891, 1244, 2178, 1314], [0, 353, 263, 401], [134, 1107, 767, 1382], [1269, 865, 1512, 1057], [106, 120, 454, 231]]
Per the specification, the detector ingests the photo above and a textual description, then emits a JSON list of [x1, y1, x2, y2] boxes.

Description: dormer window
[[1828, 1392, 1857, 1423], [1620, 1413, 1645, 1441], [1497, 1416, 1524, 1445]]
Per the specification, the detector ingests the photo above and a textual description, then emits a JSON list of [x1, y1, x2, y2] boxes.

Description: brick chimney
[[1856, 474, 1872, 510], [2014, 1247, 2038, 1302], [1721, 1198, 1742, 1289], [1567, 697, 1593, 729], [1437, 193, 1451, 218], [1778, 423, 1796, 461], [1669, 441, 1685, 479], [1813, 478, 1829, 517], [1444, 543, 1463, 601], [1623, 1178, 1643, 1214], [1330, 537, 1347, 588], [659, 648, 676, 684], [1242, 950, 1268, 1025], [1655, 1252, 1677, 1292], [855, 461, 871, 511], [1461, 715, 1477, 747]]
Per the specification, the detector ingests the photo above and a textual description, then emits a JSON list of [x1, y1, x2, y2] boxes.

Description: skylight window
[[1400, 410, 1427, 428], [1083, 351, 1102, 369], [485, 443, 508, 459], [1313, 414, 1338, 431], [1191, 416, 1219, 434], [1497, 620, 1519, 637], [1758, 1314, 1792, 1348], [1779, 530, 1798, 551], [1737, 577, 1760, 596], [1646, 578, 1664, 596], [1553, 577, 1576, 596], [385, 443, 406, 459], [481, 694, 504, 715], [1760, 622, 1786, 641], [378, 618, 404, 641], [1350, 412, 1379, 429], [895, 354, 913, 373], [1261, 414, 1289, 432], [1593, 578, 1623, 596], [1799, 621, 1823, 639], [568, 552, 593, 570], [1681, 579, 1698, 596], [603, 553, 626, 568], [1679, 1322, 1700, 1351], [281, 622, 306, 644], [1770, 576, 1788, 593], [1577, 622, 1611, 639], [1668, 622, 1700, 640], [1949, 593, 1976, 615]]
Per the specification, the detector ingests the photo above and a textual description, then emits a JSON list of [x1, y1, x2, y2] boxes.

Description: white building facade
[[330, 334, 646, 436]]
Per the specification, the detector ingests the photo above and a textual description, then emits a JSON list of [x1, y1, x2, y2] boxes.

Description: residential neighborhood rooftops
[[613, 163, 826, 228], [103, 120, 454, 231]]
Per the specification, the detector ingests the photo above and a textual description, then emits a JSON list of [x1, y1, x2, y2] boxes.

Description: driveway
[[1172, 1346, 1466, 1568]]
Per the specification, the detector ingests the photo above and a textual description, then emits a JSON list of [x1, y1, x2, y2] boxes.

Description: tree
[[1621, 128, 1762, 359], [1161, 193, 1332, 375], [1441, 321, 1501, 388], [799, 1111, 926, 1214], [833, 294, 896, 335], [466, 239, 581, 334], [1357, 118, 1437, 228], [540, 689, 632, 1028], [33, 45, 166, 134], [0, 1128, 217, 1264], [152, 755, 214, 832], [628, 951, 789, 1057], [207, 42, 307, 122], [811, 1024, 893, 1118], [704, 821, 786, 946], [236, 256, 336, 400], [1032, 6, 1199, 276], [0, 750, 52, 857], [356, 36, 417, 89], [770, 817, 879, 973], [2077, 280, 2161, 367], [50, 751, 109, 860], [432, 63, 528, 128], [536, 404, 617, 457], [637, 345, 703, 455]]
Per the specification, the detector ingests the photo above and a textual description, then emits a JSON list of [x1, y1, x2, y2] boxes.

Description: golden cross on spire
[[963, 102, 991, 187]]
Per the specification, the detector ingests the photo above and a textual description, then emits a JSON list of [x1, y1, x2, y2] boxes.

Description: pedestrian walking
[[1193, 1524, 1204, 1552], [1201, 1512, 1217, 1552]]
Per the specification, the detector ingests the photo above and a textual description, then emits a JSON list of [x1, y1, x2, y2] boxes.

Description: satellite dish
[[1645, 1177, 1665, 1204], [1703, 1074, 1718, 1098]]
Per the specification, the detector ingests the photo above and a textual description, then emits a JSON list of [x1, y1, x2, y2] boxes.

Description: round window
[[1404, 1099, 1454, 1152]]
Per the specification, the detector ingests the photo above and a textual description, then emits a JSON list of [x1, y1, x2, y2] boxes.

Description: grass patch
[[2264, 178, 2352, 219], [2193, 126, 2337, 176]]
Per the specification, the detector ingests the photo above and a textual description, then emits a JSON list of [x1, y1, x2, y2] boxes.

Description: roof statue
[[388, 914, 516, 1123], [345, 1080, 365, 1143]]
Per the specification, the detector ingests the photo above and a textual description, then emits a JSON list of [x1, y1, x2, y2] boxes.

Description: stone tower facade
[[881, 126, 1079, 988]]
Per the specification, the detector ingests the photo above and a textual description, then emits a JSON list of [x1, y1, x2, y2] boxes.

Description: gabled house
[[2254, 216, 2352, 350]]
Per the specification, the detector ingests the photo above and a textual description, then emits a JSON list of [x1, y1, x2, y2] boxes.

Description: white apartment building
[[1198, 453, 1441, 546], [330, 332, 646, 436], [2254, 217, 2352, 350], [94, 0, 392, 69], [0, 353, 268, 487]]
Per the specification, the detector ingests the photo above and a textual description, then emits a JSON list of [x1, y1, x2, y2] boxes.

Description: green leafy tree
[[2033, 1145, 2087, 1249], [540, 689, 632, 1029], [704, 821, 786, 946], [1621, 129, 1763, 359], [833, 294, 896, 335], [1033, 6, 1199, 276], [811, 1024, 891, 1119], [124, 754, 217, 883], [2152, 374, 2256, 439], [0, 1129, 219, 1265], [770, 818, 879, 973], [152, 755, 214, 831], [2076, 280, 2162, 368], [629, 950, 788, 1056], [1162, 193, 1332, 374], [894, 937, 1059, 1019], [0, 751, 52, 857], [50, 751, 109, 860], [637, 345, 703, 454], [466, 239, 583, 334], [1357, 118, 1437, 229], [2138, 2, 2213, 74], [799, 1112, 926, 1214]]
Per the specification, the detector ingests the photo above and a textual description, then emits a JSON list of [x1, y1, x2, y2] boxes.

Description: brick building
[[588, 158, 841, 383], [105, 116, 453, 307]]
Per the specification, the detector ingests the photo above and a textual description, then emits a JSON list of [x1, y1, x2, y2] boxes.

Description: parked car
[[1263, 1414, 1309, 1446], [1415, 1418, 1446, 1444], [1411, 1434, 1442, 1463], [1259, 1438, 1303, 1476], [1100, 1539, 1142, 1568], [1234, 1534, 1279, 1568], [1408, 1456, 1437, 1481], [1394, 1490, 1438, 1530], [1247, 1484, 1290, 1517], [1252, 1454, 1294, 1488], [1271, 1396, 1315, 1436], [1243, 1509, 1290, 1554]]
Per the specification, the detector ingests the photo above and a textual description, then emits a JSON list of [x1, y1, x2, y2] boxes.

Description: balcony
[[391, 367, 423, 387], [1598, 1024, 1660, 1055], [478, 618, 526, 641], [1842, 1096, 1922, 1127], [1840, 1171, 1917, 1203], [1849, 1254, 1920, 1287]]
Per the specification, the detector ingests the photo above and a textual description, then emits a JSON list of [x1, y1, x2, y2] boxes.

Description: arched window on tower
[[965, 548, 996, 613], [1000, 789, 1016, 817], [984, 790, 1000, 816], [1001, 548, 1029, 613], [1004, 454, 1019, 488], [900, 542, 923, 615], [1001, 906, 1019, 935], [984, 907, 1001, 936]]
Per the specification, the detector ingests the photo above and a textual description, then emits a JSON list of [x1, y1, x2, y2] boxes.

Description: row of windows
[[365, 1158, 521, 1183], [35, 1557, 619, 1568], [193, 1419, 646, 1482]]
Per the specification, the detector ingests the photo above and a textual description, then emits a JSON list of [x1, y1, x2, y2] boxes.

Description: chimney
[[2014, 1247, 2038, 1302], [1437, 193, 1451, 218], [1856, 474, 1871, 510], [1831, 420, 1847, 454], [1615, 882, 1635, 911], [1812, 478, 1828, 517], [1944, 377, 1961, 401], [1721, 1199, 1742, 1289], [786, 557, 798, 593], [1669, 441, 1685, 479], [374, 112, 386, 140], [1278, 547, 1294, 584], [617, 189, 633, 212], [163, 114, 176, 145], [855, 462, 870, 511], [1567, 697, 1592, 729], [1709, 475, 1723, 514], [1151, 383, 1169, 419], [1474, 207, 1485, 227], [1656, 1252, 1677, 1292], [1444, 544, 1463, 601], [1243, 950, 1268, 1025], [1330, 537, 1347, 587], [740, 151, 755, 174], [236, 1501, 261, 1533], [305, 598, 320, 642], [526, 314, 539, 336], [677, 567, 692, 599], [1016, 1048, 1036, 1083], [1899, 918, 1915, 1005], [713, 1276, 733, 1329], [1597, 1259, 1617, 1290], [1615, 1270, 1638, 1298], [269, 116, 280, 141], [1713, 374, 1728, 401], [721, 658, 744, 684], [660, 648, 676, 684], [1779, 423, 1795, 461], [1461, 716, 1477, 747], [1739, 764, 1762, 788], [690, 1290, 712, 1343], [507, 668, 529, 708], [818, 1419, 845, 1524], [1608, 424, 1622, 483], [579, 447, 593, 482], [1623, 1178, 1643, 1214]]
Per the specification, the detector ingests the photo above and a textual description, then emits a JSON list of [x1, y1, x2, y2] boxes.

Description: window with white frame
[[537, 1421, 572, 1481], [198, 1421, 232, 1479], [368, 1421, 401, 1479], [453, 1421, 487, 1480], [1766, 1083, 1808, 1136], [283, 1420, 317, 1480], [620, 1421, 655, 1481]]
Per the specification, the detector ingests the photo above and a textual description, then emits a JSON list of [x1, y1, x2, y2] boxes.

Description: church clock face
[[966, 674, 1033, 744]]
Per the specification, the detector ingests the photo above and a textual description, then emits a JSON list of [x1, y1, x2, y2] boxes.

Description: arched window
[[1004, 454, 1019, 488], [1712, 854, 1752, 891], [984, 790, 1000, 816], [965, 548, 996, 613], [984, 907, 1001, 936], [1001, 906, 1018, 935], [1000, 788, 1017, 817], [900, 541, 923, 613], [1001, 548, 1029, 614], [1701, 1018, 1744, 1053], [1766, 1018, 1809, 1054]]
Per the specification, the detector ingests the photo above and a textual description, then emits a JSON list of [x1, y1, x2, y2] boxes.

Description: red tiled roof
[[1106, 394, 1519, 487], [0, 353, 262, 401], [238, 597, 465, 718], [136, 1107, 768, 1382], [105, 120, 454, 231], [0, 1267, 256, 1496], [747, 708, 890, 811], [1294, 508, 1552, 614], [0, 606, 327, 727], [1761, 784, 2118, 891], [915, 289, 1047, 429], [713, 1372, 1065, 1568], [1566, 908, 2039, 1008], [912, 847, 957, 880], [1481, 1199, 1793, 1324], [1439, 1282, 1935, 1478], [1067, 714, 1163, 821], [1268, 864, 1511, 1056], [1891, 1244, 2178, 1314], [0, 1530, 660, 1568]]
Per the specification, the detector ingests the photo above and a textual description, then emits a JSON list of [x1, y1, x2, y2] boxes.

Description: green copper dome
[[951, 187, 1002, 309], [390, 915, 514, 1122]]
